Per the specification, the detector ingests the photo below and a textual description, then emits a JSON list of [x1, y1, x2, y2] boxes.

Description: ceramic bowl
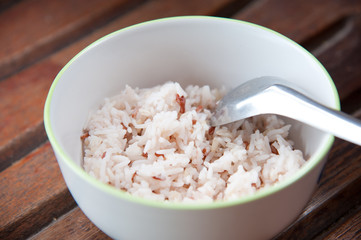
[[44, 16, 339, 240]]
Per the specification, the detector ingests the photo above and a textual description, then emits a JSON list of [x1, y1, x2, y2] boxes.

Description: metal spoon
[[210, 76, 361, 146]]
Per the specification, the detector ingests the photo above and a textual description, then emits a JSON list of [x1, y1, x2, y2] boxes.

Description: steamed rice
[[82, 82, 306, 202]]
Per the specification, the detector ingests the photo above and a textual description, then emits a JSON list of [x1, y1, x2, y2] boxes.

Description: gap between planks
[[315, 203, 361, 240], [0, 0, 147, 81], [0, 142, 77, 240]]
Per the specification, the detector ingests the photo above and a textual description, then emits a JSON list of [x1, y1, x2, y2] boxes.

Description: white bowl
[[44, 16, 339, 240]]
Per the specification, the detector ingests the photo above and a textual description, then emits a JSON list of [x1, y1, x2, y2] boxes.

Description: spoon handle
[[279, 85, 361, 146]]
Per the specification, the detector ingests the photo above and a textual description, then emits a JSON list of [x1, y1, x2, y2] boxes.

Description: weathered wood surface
[[0, 0, 144, 80], [317, 205, 361, 240], [29, 208, 110, 240], [0, 0, 360, 239], [0, 143, 76, 240]]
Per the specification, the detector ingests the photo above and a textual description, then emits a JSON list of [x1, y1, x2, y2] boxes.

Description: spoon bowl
[[211, 76, 361, 146]]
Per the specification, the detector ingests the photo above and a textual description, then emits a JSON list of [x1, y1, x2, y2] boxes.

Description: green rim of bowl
[[44, 15, 340, 210]]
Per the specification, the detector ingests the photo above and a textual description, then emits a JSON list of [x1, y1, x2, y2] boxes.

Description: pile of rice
[[82, 82, 306, 202]]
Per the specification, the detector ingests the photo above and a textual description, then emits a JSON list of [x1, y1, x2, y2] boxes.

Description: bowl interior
[[45, 16, 339, 204]]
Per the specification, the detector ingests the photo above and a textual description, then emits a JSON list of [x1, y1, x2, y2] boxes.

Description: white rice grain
[[82, 82, 306, 202]]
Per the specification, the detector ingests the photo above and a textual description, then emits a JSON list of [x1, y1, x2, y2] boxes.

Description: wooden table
[[1, 0, 361, 239]]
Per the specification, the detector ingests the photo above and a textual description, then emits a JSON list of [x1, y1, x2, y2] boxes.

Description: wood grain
[[29, 208, 111, 240], [316, 14, 361, 100], [50, 0, 239, 66], [234, 0, 361, 43], [0, 61, 62, 170], [317, 205, 361, 239], [235, 0, 361, 103], [0, 0, 143, 80], [0, 142, 75, 240]]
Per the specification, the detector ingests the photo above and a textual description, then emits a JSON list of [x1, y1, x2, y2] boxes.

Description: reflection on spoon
[[211, 76, 361, 146]]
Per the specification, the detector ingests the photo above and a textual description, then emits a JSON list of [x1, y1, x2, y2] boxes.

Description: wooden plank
[[317, 205, 361, 239], [0, 0, 142, 80], [50, 0, 241, 65], [274, 112, 361, 239], [0, 142, 76, 240], [315, 14, 361, 100], [234, 0, 361, 43], [29, 208, 111, 240], [235, 0, 361, 103], [0, 61, 62, 171]]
